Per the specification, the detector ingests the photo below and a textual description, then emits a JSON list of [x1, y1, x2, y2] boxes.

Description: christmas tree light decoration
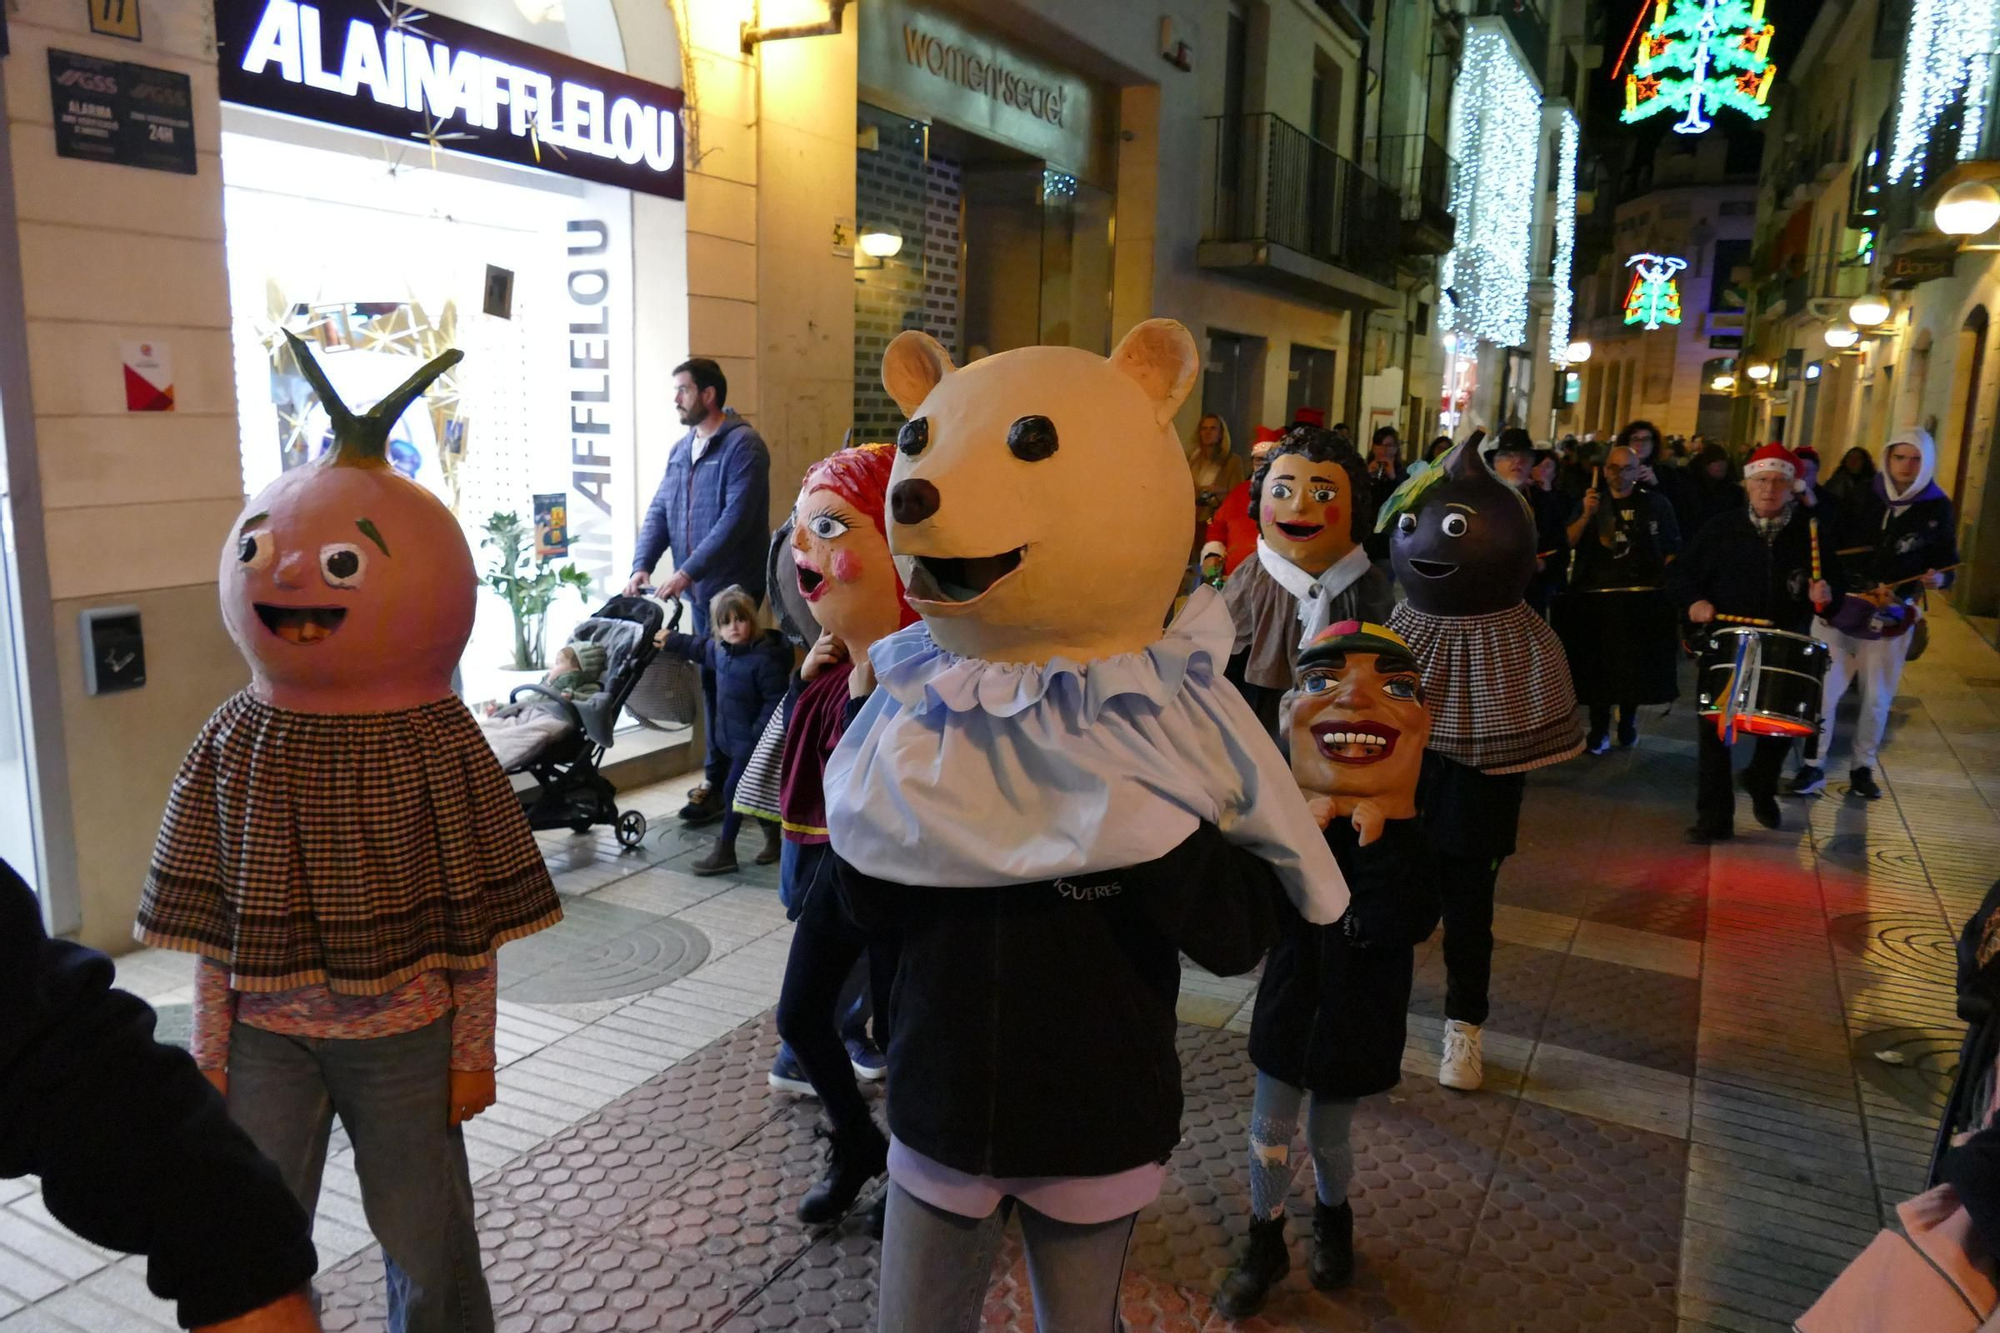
[[1888, 0, 2000, 184], [1547, 107, 1581, 365], [1622, 0, 1777, 136], [1439, 22, 1542, 352], [1623, 253, 1688, 330]]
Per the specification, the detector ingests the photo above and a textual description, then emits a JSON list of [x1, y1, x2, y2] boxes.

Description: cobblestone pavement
[[7, 612, 2000, 1332]]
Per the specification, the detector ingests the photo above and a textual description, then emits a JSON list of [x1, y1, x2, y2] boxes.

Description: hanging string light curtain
[[1622, 0, 1777, 136], [1888, 0, 2000, 184], [1548, 107, 1580, 365], [1439, 23, 1541, 353]]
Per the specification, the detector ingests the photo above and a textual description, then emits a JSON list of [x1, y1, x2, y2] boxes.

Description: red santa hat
[[1741, 441, 1799, 483]]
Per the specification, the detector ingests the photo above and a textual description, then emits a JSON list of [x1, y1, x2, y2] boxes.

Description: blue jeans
[[876, 1183, 1134, 1333], [226, 1018, 492, 1333]]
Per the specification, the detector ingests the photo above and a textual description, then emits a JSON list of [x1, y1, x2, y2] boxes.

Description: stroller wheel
[[616, 810, 648, 849]]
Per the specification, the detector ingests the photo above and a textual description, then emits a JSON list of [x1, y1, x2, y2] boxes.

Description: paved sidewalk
[[5, 610, 2000, 1331]]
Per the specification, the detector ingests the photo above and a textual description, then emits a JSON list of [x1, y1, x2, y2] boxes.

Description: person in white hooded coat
[[1790, 429, 1958, 800]]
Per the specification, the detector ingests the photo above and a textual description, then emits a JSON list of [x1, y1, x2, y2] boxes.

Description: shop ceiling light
[[858, 228, 904, 259], [1565, 339, 1593, 364], [1824, 321, 1861, 349], [1935, 180, 2000, 236], [1849, 293, 1893, 326], [1745, 360, 1773, 381]]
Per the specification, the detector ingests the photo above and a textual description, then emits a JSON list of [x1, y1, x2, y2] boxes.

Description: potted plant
[[481, 511, 593, 670]]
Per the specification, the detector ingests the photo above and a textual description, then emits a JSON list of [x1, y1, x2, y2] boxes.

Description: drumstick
[[1809, 518, 1822, 583], [1714, 613, 1776, 627]]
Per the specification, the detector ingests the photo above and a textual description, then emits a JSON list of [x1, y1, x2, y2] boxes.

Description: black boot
[[755, 819, 783, 866], [1308, 1200, 1354, 1291], [690, 834, 738, 877], [797, 1119, 888, 1225], [1214, 1217, 1289, 1320]]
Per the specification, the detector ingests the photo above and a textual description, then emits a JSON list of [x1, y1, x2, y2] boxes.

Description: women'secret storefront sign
[[213, 0, 685, 200]]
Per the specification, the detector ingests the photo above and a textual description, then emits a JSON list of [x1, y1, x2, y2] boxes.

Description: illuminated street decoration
[[1888, 0, 2000, 184], [1623, 253, 1688, 331], [1622, 0, 1776, 137], [1438, 22, 1540, 351], [1547, 107, 1580, 365]]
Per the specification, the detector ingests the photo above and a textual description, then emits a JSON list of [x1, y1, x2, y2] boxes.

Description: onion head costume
[[136, 333, 561, 992], [1382, 441, 1580, 773]]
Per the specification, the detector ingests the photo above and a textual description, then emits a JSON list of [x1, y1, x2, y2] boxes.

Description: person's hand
[[1349, 800, 1387, 848], [449, 1069, 496, 1126], [1581, 489, 1600, 516], [202, 1067, 227, 1098], [1636, 464, 1658, 487], [1810, 579, 1833, 609], [195, 1290, 321, 1332], [801, 632, 846, 681], [1200, 555, 1223, 579], [849, 652, 877, 699], [1303, 794, 1337, 829], [1798, 484, 1817, 508], [657, 569, 693, 599], [1689, 600, 1717, 625], [1924, 569, 1947, 589], [623, 570, 652, 597]]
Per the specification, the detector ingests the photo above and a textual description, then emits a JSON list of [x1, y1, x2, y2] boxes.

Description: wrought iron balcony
[[1200, 113, 1403, 305], [1370, 134, 1457, 257]]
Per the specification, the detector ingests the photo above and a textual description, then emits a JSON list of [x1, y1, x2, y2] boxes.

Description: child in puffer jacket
[[658, 585, 791, 876]]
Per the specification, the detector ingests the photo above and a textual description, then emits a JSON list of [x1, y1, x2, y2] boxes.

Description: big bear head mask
[[877, 320, 1200, 664]]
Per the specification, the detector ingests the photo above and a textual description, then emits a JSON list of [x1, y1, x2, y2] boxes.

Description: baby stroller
[[502, 594, 663, 849]]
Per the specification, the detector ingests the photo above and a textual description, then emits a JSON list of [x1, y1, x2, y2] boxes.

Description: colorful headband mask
[[1286, 620, 1430, 846], [790, 442, 918, 651]]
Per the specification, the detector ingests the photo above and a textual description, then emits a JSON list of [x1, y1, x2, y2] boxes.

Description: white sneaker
[[1439, 1019, 1484, 1091]]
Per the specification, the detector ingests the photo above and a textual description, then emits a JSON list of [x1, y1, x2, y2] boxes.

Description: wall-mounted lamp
[[1711, 374, 1737, 391], [1745, 361, 1773, 382], [1849, 294, 1892, 327], [1936, 180, 2000, 238], [743, 0, 850, 54], [1823, 322, 1860, 350], [1564, 339, 1593, 364], [858, 228, 903, 259]]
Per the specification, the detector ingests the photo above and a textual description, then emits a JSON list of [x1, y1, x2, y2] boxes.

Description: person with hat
[[1214, 621, 1439, 1318], [1489, 429, 1573, 617], [1551, 440, 1682, 751], [1788, 429, 1956, 800], [1669, 442, 1841, 842], [1200, 426, 1284, 582]]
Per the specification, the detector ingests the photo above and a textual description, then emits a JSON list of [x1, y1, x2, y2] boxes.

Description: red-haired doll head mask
[[791, 442, 917, 654]]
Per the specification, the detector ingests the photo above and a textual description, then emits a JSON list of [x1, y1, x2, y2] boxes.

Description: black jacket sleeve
[[1667, 522, 1712, 614], [1137, 821, 1283, 977], [1337, 821, 1440, 949], [0, 862, 317, 1328]]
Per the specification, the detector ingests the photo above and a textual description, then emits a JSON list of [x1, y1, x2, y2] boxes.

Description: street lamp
[[1824, 322, 1860, 350], [1849, 294, 1892, 327], [1936, 181, 2000, 237], [1745, 361, 1773, 382]]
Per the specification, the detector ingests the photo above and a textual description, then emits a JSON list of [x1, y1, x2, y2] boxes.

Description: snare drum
[[1696, 626, 1830, 739]]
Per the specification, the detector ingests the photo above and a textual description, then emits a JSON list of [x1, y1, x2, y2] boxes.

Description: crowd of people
[[0, 336, 1967, 1333]]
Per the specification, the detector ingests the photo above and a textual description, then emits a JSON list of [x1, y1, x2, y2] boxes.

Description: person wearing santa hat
[[1787, 429, 1957, 801], [1200, 426, 1286, 582], [1668, 442, 1842, 843]]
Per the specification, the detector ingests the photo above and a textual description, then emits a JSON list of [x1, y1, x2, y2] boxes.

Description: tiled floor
[[8, 610, 2000, 1331]]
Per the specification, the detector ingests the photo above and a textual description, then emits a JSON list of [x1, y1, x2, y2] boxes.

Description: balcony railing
[[1369, 133, 1457, 254], [1205, 113, 1401, 287]]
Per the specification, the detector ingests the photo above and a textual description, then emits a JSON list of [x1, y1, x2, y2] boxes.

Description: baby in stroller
[[479, 641, 608, 772], [657, 585, 792, 877]]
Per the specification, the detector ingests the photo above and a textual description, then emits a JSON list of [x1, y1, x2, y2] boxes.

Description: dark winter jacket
[[1668, 505, 1843, 635], [1681, 475, 1745, 542], [838, 822, 1283, 1178], [633, 415, 771, 622], [0, 860, 317, 1327], [1523, 485, 1575, 611], [1571, 488, 1681, 590], [1248, 818, 1437, 1097], [661, 627, 791, 757], [1847, 478, 1959, 596]]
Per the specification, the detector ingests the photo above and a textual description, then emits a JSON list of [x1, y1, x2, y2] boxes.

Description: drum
[[1696, 626, 1830, 739]]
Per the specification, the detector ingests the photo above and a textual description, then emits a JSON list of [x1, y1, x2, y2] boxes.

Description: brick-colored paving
[[7, 611, 2000, 1332]]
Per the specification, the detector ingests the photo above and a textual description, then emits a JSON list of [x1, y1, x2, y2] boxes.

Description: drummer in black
[[1669, 442, 1840, 843], [1554, 443, 1682, 752]]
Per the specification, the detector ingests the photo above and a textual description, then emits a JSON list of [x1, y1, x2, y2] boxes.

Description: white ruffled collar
[[868, 585, 1234, 724]]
